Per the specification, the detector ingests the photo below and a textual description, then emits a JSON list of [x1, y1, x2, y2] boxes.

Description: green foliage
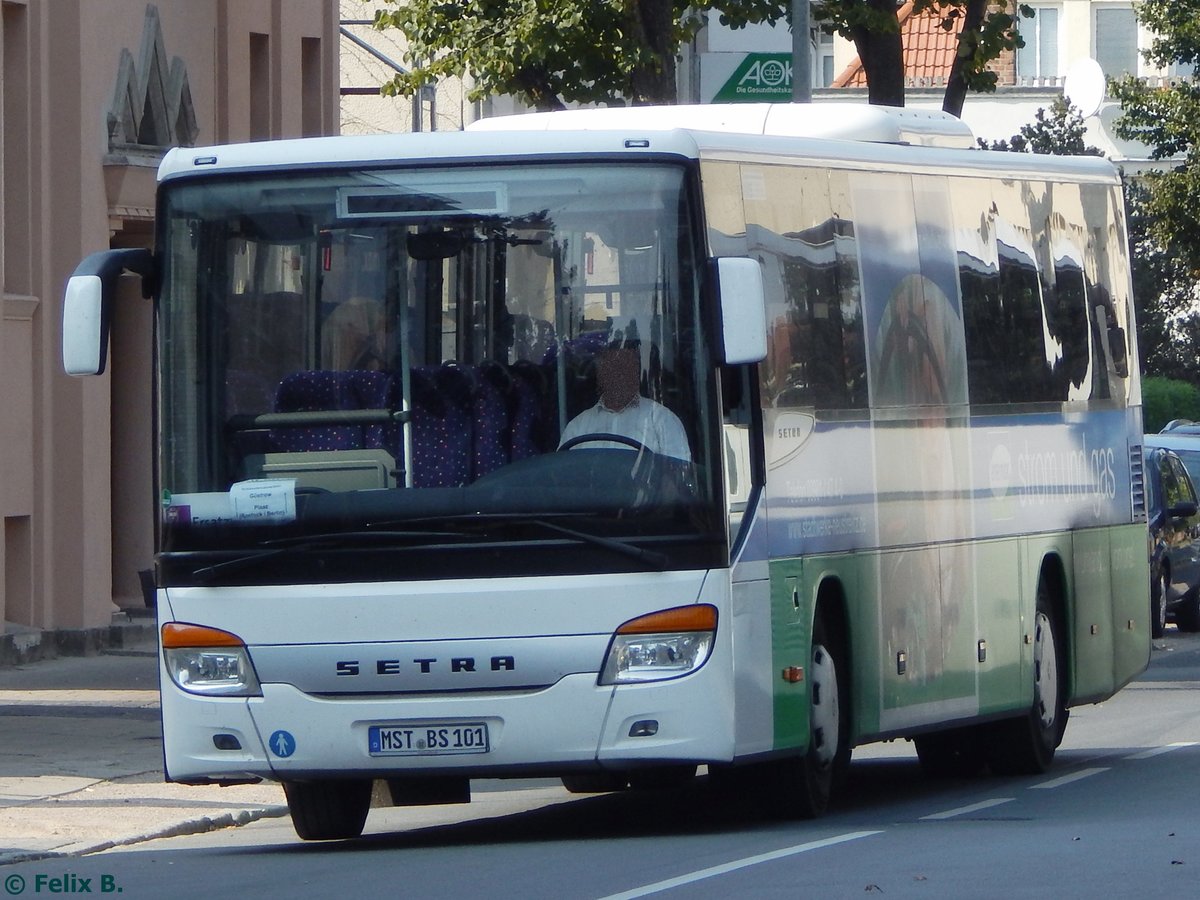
[[1143, 376, 1200, 433], [1126, 180, 1200, 384], [1106, 0, 1200, 386], [1110, 0, 1200, 278], [812, 0, 907, 37], [975, 97, 1102, 155], [371, 0, 787, 110]]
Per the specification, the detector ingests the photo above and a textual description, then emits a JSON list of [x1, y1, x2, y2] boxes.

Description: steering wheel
[[558, 432, 648, 453]]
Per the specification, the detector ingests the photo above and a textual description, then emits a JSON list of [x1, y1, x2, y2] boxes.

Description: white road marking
[[596, 830, 883, 900], [1029, 767, 1109, 790], [920, 798, 1015, 820], [596, 743, 1188, 898], [1124, 742, 1198, 760]]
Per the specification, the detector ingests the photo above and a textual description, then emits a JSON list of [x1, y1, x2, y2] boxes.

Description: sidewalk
[[0, 641, 287, 865]]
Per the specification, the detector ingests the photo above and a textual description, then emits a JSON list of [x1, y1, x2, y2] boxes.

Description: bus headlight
[[161, 623, 262, 697], [599, 605, 717, 685]]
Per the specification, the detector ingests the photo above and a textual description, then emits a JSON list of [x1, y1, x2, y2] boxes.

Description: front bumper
[[161, 648, 736, 783]]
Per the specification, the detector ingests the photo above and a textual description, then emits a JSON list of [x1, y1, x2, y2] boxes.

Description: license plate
[[368, 722, 490, 756]]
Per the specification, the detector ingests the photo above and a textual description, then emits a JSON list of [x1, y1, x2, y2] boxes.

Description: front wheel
[[283, 778, 372, 840], [771, 611, 848, 818], [988, 585, 1066, 775]]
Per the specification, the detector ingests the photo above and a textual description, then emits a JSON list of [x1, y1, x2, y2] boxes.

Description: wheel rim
[[1157, 574, 1169, 634], [1033, 611, 1059, 731], [810, 643, 840, 767]]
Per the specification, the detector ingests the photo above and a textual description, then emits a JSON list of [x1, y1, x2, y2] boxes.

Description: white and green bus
[[63, 103, 1148, 840]]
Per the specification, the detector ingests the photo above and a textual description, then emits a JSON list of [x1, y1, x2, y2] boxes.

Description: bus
[[62, 103, 1149, 840]]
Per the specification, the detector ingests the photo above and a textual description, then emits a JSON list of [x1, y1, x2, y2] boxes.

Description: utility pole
[[792, 0, 812, 101]]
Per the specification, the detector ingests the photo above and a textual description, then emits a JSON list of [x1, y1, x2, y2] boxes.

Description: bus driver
[[558, 341, 692, 462]]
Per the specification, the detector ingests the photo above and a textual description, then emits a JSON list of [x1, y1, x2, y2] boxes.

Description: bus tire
[[773, 610, 847, 818], [988, 584, 1066, 776], [283, 778, 372, 840]]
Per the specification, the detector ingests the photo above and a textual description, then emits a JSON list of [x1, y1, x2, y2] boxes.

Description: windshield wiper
[[191, 529, 460, 581], [522, 517, 669, 570], [383, 513, 669, 570]]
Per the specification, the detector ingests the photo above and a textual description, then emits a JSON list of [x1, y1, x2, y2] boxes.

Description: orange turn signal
[[615, 604, 717, 635], [161, 622, 246, 649]]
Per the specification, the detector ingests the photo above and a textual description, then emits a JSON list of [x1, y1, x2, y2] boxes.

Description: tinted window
[[854, 171, 966, 408], [743, 164, 866, 411], [956, 178, 1077, 405], [1047, 209, 1091, 402], [1081, 183, 1133, 402]]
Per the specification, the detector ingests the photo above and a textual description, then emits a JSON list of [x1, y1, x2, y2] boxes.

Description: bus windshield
[[156, 162, 724, 584]]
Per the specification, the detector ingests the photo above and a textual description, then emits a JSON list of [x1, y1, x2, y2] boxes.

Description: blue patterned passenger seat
[[271, 371, 364, 452], [267, 363, 552, 488], [409, 365, 474, 488], [408, 362, 554, 488], [271, 370, 396, 453]]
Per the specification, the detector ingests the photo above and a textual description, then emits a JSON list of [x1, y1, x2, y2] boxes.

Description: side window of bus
[[822, 171, 867, 409], [721, 365, 756, 530], [1046, 201, 1092, 403], [1050, 182, 1115, 404], [854, 171, 965, 409], [699, 160, 748, 258], [959, 179, 1063, 405], [744, 164, 866, 411], [1082, 183, 1132, 402], [951, 180, 1002, 404], [976, 180, 1055, 403]]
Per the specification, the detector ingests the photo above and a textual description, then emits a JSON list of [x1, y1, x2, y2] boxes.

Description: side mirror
[[62, 248, 154, 376], [713, 257, 767, 365]]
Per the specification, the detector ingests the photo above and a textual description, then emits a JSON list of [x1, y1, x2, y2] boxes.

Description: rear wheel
[[988, 584, 1066, 775], [283, 778, 372, 840]]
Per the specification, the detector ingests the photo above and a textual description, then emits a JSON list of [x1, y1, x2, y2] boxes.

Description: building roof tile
[[832, 1, 965, 88]]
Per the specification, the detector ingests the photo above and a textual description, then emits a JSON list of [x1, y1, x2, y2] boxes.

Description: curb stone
[[0, 805, 290, 865]]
